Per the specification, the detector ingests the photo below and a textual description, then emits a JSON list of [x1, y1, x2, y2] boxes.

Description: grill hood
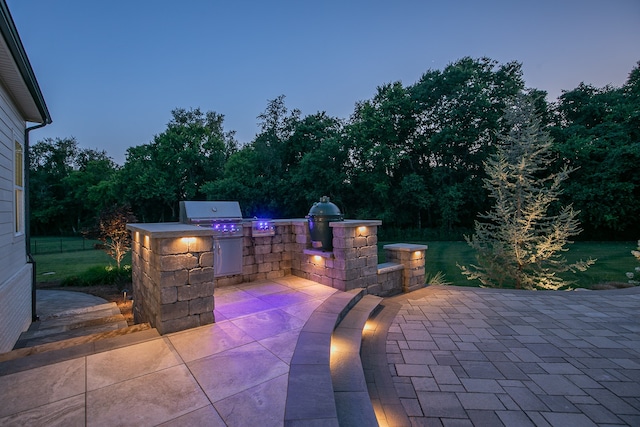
[[179, 201, 242, 224]]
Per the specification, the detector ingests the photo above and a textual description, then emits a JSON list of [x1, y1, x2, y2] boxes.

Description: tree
[[550, 63, 640, 237], [460, 95, 595, 290], [409, 57, 527, 229], [119, 107, 235, 221], [87, 205, 137, 269], [29, 137, 117, 234]]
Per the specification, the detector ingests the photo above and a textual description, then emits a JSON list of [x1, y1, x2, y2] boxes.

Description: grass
[[34, 249, 132, 283], [379, 241, 638, 289]]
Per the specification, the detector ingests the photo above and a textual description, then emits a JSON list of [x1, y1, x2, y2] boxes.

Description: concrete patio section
[[378, 285, 640, 426], [1, 279, 639, 426], [0, 276, 339, 426]]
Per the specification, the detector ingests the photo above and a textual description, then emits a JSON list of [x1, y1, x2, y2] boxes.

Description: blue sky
[[8, 0, 640, 165]]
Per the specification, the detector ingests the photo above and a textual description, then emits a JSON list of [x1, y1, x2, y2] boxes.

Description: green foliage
[[60, 265, 132, 290], [84, 205, 137, 268], [460, 96, 595, 290], [424, 271, 451, 286], [34, 246, 129, 283], [29, 137, 116, 235], [29, 59, 640, 240], [117, 107, 236, 221], [550, 62, 640, 236], [381, 241, 635, 289]]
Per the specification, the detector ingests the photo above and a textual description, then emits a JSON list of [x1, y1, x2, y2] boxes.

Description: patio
[[0, 278, 638, 426]]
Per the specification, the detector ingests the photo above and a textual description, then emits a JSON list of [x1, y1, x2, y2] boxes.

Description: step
[[284, 288, 365, 425], [39, 302, 121, 321], [0, 324, 159, 376], [14, 316, 129, 349], [284, 288, 383, 426], [331, 295, 382, 427]]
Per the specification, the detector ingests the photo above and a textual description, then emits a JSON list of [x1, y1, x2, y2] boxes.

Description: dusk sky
[[8, 0, 640, 165]]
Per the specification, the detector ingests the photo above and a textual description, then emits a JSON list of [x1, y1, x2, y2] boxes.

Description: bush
[[60, 265, 132, 290]]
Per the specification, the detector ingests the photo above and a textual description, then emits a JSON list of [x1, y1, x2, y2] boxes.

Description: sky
[[7, 0, 640, 165]]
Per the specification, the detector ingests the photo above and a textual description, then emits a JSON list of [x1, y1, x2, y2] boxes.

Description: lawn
[[379, 241, 638, 289], [34, 247, 131, 283]]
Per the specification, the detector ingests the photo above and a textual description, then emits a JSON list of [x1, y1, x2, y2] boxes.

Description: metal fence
[[30, 238, 103, 255]]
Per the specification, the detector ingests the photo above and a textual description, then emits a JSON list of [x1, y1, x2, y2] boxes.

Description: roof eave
[[0, 0, 51, 125]]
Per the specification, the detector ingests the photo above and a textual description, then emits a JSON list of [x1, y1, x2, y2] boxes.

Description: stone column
[[127, 223, 215, 334], [383, 243, 428, 293]]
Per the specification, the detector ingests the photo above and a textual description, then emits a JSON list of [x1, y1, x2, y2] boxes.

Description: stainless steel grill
[[179, 201, 243, 277]]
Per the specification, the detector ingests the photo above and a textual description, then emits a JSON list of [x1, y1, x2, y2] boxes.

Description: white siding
[[0, 264, 31, 352], [0, 76, 30, 352]]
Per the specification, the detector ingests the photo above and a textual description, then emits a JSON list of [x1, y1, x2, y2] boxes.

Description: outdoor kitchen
[[127, 199, 427, 334]]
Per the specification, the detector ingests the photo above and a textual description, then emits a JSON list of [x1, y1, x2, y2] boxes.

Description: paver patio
[[381, 286, 640, 426], [0, 280, 638, 426]]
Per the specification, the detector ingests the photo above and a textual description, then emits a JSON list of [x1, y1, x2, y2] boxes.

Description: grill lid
[[179, 201, 242, 224]]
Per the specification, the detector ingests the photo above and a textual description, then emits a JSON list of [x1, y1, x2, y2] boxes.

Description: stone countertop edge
[[126, 222, 216, 238], [330, 219, 382, 227], [383, 243, 429, 251]]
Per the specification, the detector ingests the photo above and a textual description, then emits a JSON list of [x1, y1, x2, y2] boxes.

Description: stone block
[[354, 236, 367, 247], [332, 279, 347, 291], [160, 254, 198, 271], [154, 270, 189, 288], [333, 227, 356, 238], [154, 238, 189, 255], [243, 264, 258, 275], [255, 244, 272, 255], [363, 265, 378, 277], [366, 283, 382, 296], [199, 252, 213, 267], [267, 270, 285, 279], [188, 267, 214, 285], [188, 237, 213, 253], [160, 315, 201, 334], [160, 301, 189, 320], [200, 311, 214, 324], [258, 262, 272, 273], [332, 237, 353, 249], [160, 286, 177, 304], [189, 297, 214, 315], [272, 243, 284, 253], [367, 235, 378, 245], [272, 234, 282, 244], [264, 252, 282, 263], [177, 284, 193, 301], [358, 246, 378, 257]]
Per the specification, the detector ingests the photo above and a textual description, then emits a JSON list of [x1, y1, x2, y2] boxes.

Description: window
[[14, 140, 23, 234]]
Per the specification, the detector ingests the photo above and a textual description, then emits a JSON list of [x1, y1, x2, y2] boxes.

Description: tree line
[[29, 57, 640, 239]]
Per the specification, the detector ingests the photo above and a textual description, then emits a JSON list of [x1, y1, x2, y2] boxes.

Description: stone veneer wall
[[127, 220, 428, 335], [384, 243, 429, 293], [128, 223, 215, 334], [215, 222, 294, 287], [290, 220, 384, 294]]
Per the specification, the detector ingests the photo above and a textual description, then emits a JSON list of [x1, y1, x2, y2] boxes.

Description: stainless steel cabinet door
[[214, 237, 243, 278]]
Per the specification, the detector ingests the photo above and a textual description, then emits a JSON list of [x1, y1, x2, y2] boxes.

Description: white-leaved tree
[[459, 94, 595, 290]]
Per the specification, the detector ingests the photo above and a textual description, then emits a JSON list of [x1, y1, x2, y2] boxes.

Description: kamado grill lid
[[307, 196, 343, 218]]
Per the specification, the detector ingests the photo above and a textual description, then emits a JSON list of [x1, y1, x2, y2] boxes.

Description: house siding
[[0, 80, 30, 353]]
